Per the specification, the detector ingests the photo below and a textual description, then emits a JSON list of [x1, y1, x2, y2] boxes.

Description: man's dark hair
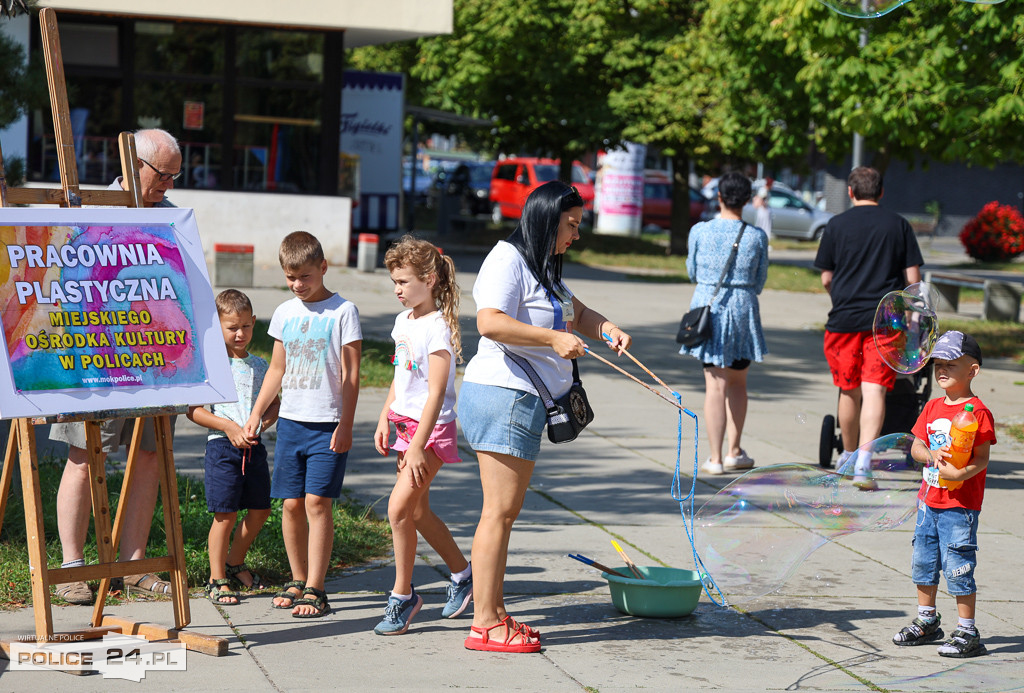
[[848, 166, 883, 201]]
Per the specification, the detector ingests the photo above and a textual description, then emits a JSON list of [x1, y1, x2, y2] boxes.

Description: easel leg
[[83, 421, 115, 626], [17, 418, 54, 641], [0, 425, 18, 538], [155, 415, 190, 628], [93, 417, 144, 626]]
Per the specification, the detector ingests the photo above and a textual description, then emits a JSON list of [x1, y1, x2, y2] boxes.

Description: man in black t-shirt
[[814, 167, 924, 478]]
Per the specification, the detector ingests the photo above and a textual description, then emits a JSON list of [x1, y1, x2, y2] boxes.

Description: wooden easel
[[0, 8, 225, 657]]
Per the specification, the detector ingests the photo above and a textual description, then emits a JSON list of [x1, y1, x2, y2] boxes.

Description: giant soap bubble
[[693, 434, 921, 602], [873, 282, 939, 374], [818, 0, 1004, 19]]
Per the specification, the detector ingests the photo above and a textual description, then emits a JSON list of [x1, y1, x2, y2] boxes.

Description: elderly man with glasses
[[111, 127, 181, 208], [48, 128, 186, 605]]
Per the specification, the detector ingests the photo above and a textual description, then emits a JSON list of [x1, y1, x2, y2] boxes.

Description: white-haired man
[[50, 128, 182, 603]]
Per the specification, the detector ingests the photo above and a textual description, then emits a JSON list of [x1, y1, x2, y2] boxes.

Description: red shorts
[[823, 330, 896, 391], [387, 410, 462, 464]]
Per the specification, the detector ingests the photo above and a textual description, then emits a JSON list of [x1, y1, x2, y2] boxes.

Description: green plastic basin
[[602, 566, 702, 618]]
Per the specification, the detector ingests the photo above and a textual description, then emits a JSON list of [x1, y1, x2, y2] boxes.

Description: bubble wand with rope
[[584, 333, 728, 606]]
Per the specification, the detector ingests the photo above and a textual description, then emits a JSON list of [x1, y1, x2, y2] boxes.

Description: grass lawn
[[0, 458, 391, 608]]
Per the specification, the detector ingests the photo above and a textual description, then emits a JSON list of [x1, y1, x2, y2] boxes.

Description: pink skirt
[[387, 410, 462, 464]]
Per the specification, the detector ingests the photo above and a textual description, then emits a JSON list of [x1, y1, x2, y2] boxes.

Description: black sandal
[[207, 578, 241, 606], [291, 586, 330, 619], [226, 562, 268, 590], [272, 580, 305, 609]]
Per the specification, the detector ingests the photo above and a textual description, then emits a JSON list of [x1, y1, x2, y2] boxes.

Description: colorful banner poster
[[595, 141, 647, 237], [0, 207, 235, 420]]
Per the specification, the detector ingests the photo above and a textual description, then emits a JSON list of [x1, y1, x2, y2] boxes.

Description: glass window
[[235, 28, 324, 83], [31, 76, 123, 184], [234, 85, 322, 193], [60, 23, 119, 67], [495, 164, 516, 181], [135, 22, 224, 76], [533, 164, 559, 183], [135, 80, 223, 189]]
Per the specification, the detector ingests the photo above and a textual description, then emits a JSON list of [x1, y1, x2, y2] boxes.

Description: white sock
[[62, 558, 85, 569], [390, 591, 412, 601], [918, 606, 936, 622], [450, 564, 472, 583], [854, 449, 873, 476], [958, 618, 976, 632]]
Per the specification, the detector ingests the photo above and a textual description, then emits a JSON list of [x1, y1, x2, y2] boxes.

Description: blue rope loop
[[670, 391, 727, 607]]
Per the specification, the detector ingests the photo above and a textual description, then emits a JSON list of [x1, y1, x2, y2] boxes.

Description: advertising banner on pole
[[0, 207, 235, 419], [595, 141, 647, 237]]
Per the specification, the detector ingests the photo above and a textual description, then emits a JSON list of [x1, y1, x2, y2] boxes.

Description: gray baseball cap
[[930, 330, 983, 366]]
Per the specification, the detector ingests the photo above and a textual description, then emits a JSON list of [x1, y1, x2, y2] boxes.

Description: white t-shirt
[[389, 309, 457, 424], [463, 241, 575, 399], [269, 293, 362, 422], [208, 353, 269, 441]]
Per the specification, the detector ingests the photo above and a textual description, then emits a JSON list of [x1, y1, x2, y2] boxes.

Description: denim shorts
[[271, 418, 348, 499], [911, 502, 980, 596], [204, 437, 271, 513], [459, 382, 546, 461]]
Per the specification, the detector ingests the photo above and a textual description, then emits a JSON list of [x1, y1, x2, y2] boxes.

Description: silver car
[[742, 188, 832, 240]]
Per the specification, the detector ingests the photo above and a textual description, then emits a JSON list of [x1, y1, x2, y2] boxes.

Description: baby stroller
[[818, 362, 932, 468]]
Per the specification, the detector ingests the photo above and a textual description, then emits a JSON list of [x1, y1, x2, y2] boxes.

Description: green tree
[[783, 0, 1024, 171], [359, 0, 626, 181], [606, 0, 813, 252]]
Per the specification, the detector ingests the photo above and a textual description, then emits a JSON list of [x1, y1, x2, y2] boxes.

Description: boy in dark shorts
[[187, 290, 279, 605], [895, 331, 995, 658]]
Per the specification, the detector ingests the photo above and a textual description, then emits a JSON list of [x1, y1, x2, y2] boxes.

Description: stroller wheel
[[819, 415, 837, 468]]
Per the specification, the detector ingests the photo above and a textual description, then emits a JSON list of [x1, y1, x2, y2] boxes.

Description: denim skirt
[[459, 382, 546, 461]]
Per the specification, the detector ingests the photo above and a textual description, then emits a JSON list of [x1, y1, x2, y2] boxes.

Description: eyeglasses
[[139, 158, 182, 182]]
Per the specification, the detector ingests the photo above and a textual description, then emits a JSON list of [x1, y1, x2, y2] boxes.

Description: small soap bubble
[[816, 0, 1003, 18], [693, 434, 921, 602], [795, 412, 808, 425], [873, 283, 938, 374]]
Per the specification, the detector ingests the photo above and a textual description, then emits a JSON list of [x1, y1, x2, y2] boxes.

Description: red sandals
[[464, 616, 541, 653]]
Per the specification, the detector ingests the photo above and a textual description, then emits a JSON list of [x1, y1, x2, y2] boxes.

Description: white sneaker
[[723, 451, 755, 472], [702, 459, 725, 475], [836, 450, 854, 471]]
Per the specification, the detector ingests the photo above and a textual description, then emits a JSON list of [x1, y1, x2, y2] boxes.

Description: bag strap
[[495, 343, 579, 413], [708, 221, 747, 303]]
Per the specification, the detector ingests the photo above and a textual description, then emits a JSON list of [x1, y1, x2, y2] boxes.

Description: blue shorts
[[911, 502, 980, 596], [271, 418, 348, 499], [459, 382, 546, 461], [204, 437, 271, 513]]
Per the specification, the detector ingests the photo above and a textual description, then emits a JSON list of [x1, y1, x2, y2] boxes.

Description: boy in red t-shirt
[[893, 331, 995, 658]]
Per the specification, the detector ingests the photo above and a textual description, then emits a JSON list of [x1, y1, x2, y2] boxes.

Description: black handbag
[[498, 345, 594, 444], [676, 222, 748, 346], [676, 304, 711, 347]]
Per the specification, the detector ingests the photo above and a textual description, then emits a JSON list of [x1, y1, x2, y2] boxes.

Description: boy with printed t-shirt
[[895, 331, 995, 659], [244, 231, 362, 619], [187, 289, 278, 605]]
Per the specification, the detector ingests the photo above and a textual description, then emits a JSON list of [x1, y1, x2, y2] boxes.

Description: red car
[[642, 172, 706, 230], [490, 157, 595, 223]]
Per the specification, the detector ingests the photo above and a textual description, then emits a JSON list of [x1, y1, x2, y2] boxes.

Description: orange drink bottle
[[939, 404, 978, 491]]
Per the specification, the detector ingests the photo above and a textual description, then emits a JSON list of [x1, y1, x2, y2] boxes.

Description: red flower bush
[[960, 201, 1024, 262]]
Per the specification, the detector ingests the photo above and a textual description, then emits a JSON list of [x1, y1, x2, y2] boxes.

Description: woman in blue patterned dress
[[680, 171, 769, 475]]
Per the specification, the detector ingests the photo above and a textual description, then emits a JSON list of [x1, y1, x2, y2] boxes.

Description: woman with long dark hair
[[680, 171, 769, 475], [459, 181, 632, 653]]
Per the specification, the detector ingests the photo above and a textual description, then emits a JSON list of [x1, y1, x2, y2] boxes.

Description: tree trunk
[[558, 155, 574, 184], [668, 151, 692, 256]]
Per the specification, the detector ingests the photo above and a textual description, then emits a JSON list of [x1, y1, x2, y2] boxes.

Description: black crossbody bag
[[676, 222, 747, 346], [497, 344, 594, 444]]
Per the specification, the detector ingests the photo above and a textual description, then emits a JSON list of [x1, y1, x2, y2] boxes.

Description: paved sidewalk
[[1, 239, 1022, 691]]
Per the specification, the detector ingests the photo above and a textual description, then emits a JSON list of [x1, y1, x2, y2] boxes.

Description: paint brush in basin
[[610, 540, 644, 579], [567, 553, 630, 579]]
